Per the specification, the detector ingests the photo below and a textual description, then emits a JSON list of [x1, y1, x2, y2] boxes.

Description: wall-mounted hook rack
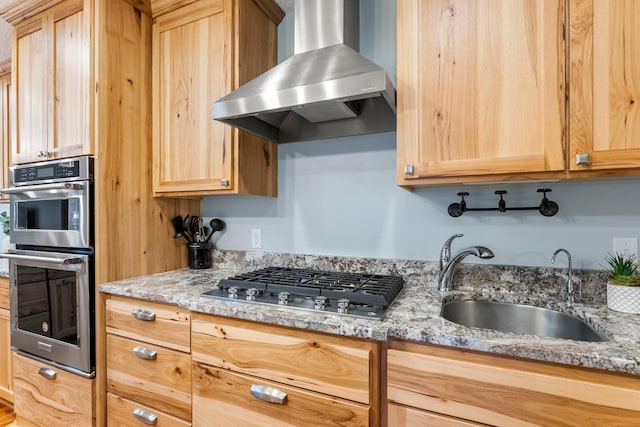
[[447, 188, 559, 217]]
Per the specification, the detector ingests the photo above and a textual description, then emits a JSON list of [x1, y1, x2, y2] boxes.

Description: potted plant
[[0, 211, 9, 253], [605, 252, 640, 314]]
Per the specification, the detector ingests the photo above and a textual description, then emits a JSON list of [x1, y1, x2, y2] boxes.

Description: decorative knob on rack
[[447, 192, 469, 218], [537, 188, 559, 217], [495, 190, 507, 212]]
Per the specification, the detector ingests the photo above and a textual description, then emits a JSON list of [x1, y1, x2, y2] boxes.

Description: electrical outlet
[[613, 237, 638, 259], [251, 228, 262, 249]]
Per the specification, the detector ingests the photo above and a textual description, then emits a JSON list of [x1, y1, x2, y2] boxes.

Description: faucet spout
[[438, 245, 495, 292], [551, 248, 578, 306]]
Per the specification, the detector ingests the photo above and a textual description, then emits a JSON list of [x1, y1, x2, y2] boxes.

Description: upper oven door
[[4, 181, 92, 249]]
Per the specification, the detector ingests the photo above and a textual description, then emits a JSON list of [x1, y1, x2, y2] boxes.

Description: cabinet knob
[[132, 408, 158, 425], [404, 164, 414, 174], [250, 384, 287, 404], [221, 179, 229, 186], [576, 153, 591, 165], [131, 308, 156, 321]]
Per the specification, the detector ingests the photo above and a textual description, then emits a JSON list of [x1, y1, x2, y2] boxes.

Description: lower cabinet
[[12, 352, 95, 426], [191, 313, 381, 427], [387, 340, 640, 426], [105, 295, 192, 425]]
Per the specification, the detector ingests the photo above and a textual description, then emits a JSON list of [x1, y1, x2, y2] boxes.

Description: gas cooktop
[[201, 267, 404, 320]]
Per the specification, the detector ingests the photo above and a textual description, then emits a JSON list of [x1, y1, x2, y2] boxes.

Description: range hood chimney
[[212, 0, 396, 143]]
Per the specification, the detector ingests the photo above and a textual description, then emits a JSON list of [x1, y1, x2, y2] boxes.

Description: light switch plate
[[613, 237, 638, 259], [251, 228, 262, 249]]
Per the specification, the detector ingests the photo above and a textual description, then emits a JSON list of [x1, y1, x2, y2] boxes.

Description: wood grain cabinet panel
[[151, 0, 282, 197], [107, 393, 192, 427], [105, 295, 191, 352], [12, 352, 94, 426], [397, 0, 566, 186], [569, 0, 640, 172], [0, 66, 10, 200], [192, 363, 370, 427], [10, 0, 90, 164], [387, 340, 640, 426], [0, 307, 11, 403], [106, 334, 192, 420], [191, 313, 381, 426]]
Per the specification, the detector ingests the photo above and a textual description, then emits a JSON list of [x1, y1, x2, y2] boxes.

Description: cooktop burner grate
[[216, 267, 404, 306]]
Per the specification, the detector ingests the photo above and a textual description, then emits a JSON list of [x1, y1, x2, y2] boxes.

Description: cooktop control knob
[[228, 287, 239, 299], [337, 298, 350, 314], [314, 296, 327, 311], [246, 288, 257, 301], [278, 292, 290, 305]]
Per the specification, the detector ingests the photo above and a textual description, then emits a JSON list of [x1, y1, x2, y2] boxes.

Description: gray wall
[[201, 0, 640, 270]]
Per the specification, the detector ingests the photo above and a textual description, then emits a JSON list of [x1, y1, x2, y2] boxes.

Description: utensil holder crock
[[187, 242, 211, 269]]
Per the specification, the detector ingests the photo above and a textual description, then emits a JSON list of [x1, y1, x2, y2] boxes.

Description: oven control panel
[[10, 156, 94, 185]]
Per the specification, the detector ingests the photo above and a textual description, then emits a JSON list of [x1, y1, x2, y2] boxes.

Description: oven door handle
[[1, 182, 85, 194], [0, 253, 85, 265]]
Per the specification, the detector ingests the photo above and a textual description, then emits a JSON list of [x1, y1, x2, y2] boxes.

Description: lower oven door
[[2, 249, 93, 376]]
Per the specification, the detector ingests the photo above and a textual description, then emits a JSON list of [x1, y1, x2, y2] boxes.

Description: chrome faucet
[[551, 248, 579, 306], [438, 234, 495, 292]]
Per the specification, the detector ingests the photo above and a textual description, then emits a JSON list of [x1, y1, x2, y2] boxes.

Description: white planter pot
[[607, 282, 640, 314]]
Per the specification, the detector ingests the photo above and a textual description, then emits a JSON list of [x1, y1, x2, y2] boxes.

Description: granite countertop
[[0, 259, 8, 278], [99, 250, 640, 376]]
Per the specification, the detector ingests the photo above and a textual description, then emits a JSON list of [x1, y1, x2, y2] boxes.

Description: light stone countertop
[[99, 250, 640, 376]]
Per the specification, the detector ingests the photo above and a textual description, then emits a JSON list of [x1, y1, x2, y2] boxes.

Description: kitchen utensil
[[171, 215, 192, 242], [205, 218, 226, 242]]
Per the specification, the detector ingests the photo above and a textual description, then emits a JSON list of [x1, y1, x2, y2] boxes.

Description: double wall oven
[[1, 156, 94, 377]]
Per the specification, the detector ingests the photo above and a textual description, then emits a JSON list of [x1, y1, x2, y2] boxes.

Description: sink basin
[[441, 300, 607, 342]]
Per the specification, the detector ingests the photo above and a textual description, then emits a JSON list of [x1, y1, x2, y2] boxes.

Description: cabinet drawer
[[107, 334, 192, 420], [191, 313, 375, 404], [106, 295, 191, 352], [387, 341, 640, 426], [0, 277, 8, 309], [12, 352, 94, 426], [388, 403, 482, 427], [193, 363, 370, 427], [107, 392, 191, 427]]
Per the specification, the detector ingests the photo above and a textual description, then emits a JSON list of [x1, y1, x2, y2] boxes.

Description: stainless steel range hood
[[212, 0, 396, 143]]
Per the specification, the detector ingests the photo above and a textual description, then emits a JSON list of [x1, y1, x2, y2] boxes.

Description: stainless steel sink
[[441, 300, 607, 342]]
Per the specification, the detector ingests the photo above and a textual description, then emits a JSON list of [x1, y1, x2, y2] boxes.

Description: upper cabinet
[[8, 0, 90, 164], [0, 60, 10, 199], [397, 0, 566, 187], [151, 0, 283, 197], [569, 0, 640, 172], [397, 0, 640, 188]]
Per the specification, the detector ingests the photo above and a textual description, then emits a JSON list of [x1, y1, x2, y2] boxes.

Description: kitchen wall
[[200, 0, 640, 270]]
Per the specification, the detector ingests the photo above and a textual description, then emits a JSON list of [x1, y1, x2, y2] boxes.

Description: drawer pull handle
[[250, 384, 287, 404], [38, 367, 57, 380], [131, 308, 156, 321], [132, 408, 158, 425], [133, 346, 157, 360]]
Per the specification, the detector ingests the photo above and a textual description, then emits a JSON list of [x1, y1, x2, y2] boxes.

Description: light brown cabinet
[[0, 277, 11, 403], [397, 0, 566, 187], [12, 351, 95, 426], [387, 340, 640, 426], [0, 62, 10, 200], [151, 0, 283, 197], [105, 295, 192, 425], [397, 0, 640, 187], [191, 313, 380, 426], [8, 0, 90, 164], [569, 0, 640, 172]]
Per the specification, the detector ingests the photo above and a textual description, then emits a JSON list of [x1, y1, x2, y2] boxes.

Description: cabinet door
[[192, 363, 370, 427], [11, 0, 90, 164], [570, 0, 640, 171], [152, 0, 232, 194], [0, 71, 10, 199], [397, 0, 566, 185], [0, 308, 11, 403]]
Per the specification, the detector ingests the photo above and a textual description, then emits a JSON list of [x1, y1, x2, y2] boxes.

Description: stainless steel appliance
[[213, 0, 396, 143], [1, 156, 94, 377], [202, 267, 404, 320]]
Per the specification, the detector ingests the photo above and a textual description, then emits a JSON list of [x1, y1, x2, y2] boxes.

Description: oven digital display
[[36, 167, 54, 179]]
